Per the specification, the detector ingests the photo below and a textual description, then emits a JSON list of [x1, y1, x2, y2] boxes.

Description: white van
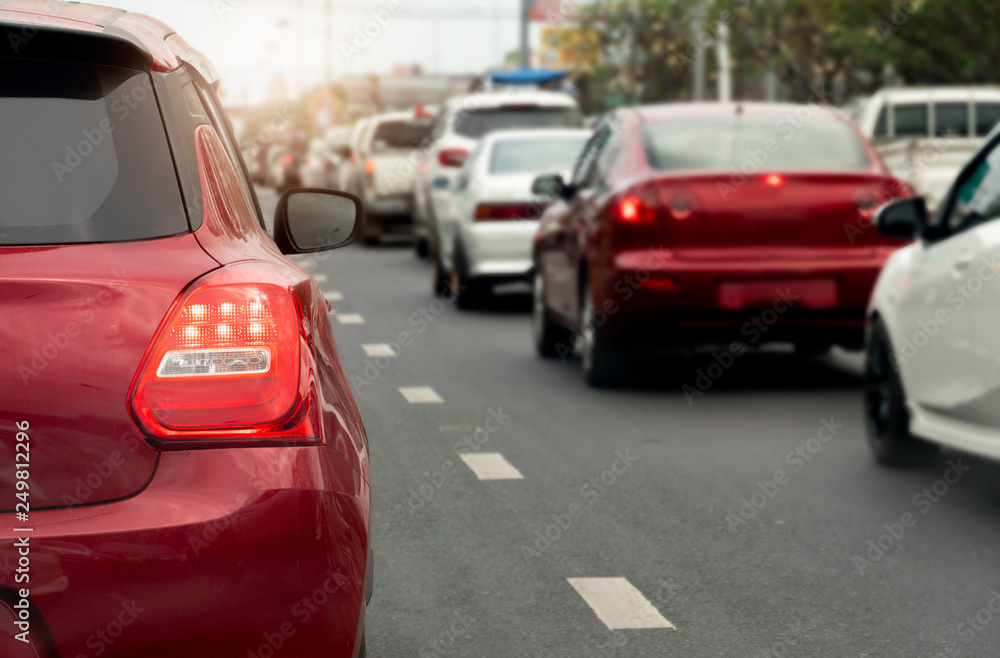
[[856, 87, 1000, 208]]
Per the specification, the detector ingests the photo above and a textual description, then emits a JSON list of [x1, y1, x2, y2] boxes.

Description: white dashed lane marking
[[459, 453, 524, 480], [398, 387, 443, 404], [567, 578, 675, 630], [314, 273, 329, 283], [336, 314, 365, 325], [363, 344, 398, 358], [323, 291, 343, 301]]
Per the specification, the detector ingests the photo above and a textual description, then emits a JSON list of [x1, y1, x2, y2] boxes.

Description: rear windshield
[[642, 115, 871, 172], [453, 107, 584, 138], [490, 137, 588, 174], [0, 59, 187, 245], [370, 119, 433, 150]]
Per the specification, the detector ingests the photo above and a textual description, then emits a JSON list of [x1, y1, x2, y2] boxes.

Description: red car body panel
[[0, 4, 370, 656], [536, 103, 910, 347]]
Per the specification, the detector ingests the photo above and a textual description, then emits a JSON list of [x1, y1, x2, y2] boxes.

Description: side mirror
[[532, 173, 575, 200], [875, 197, 927, 240], [274, 188, 365, 255]]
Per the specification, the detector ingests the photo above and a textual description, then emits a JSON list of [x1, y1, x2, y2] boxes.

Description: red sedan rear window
[[642, 114, 872, 173], [0, 59, 187, 245]]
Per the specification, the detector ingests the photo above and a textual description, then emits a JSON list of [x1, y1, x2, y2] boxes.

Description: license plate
[[717, 279, 838, 310]]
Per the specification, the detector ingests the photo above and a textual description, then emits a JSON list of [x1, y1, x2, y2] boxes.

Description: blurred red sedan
[[531, 102, 911, 386], [0, 3, 370, 656]]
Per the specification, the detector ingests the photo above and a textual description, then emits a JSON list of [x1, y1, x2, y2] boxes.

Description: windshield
[[370, 119, 434, 150], [0, 59, 187, 245], [642, 115, 872, 172], [453, 107, 584, 138], [489, 136, 588, 174]]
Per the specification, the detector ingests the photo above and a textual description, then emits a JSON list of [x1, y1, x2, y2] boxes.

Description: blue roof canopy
[[489, 68, 570, 85]]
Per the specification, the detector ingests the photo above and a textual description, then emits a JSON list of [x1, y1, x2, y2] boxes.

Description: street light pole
[[691, 0, 707, 101], [519, 0, 530, 68], [323, 0, 332, 128]]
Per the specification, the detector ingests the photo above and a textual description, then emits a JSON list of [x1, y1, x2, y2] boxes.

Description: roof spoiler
[[0, 23, 152, 70]]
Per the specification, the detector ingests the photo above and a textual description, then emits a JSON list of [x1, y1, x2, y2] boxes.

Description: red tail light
[[282, 153, 294, 166], [474, 202, 547, 221], [364, 158, 377, 174], [612, 196, 657, 224], [763, 173, 785, 187], [129, 265, 319, 448], [438, 148, 469, 168], [612, 185, 702, 225]]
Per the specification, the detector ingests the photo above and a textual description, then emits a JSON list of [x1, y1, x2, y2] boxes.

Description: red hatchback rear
[[0, 3, 370, 656], [531, 102, 912, 386]]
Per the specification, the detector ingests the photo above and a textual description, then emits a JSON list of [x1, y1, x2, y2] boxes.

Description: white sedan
[[433, 129, 591, 308], [866, 125, 1000, 464]]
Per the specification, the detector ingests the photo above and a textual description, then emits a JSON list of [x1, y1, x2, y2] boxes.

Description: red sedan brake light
[[130, 266, 319, 446], [763, 173, 785, 187], [613, 195, 657, 224]]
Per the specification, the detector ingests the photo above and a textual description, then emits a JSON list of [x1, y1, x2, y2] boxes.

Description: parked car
[[866, 122, 1000, 465], [856, 86, 1000, 210], [414, 91, 584, 260], [344, 110, 434, 245], [434, 129, 591, 308], [531, 102, 913, 387], [0, 5, 372, 656]]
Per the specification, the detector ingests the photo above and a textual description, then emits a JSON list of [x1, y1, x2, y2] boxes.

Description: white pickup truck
[[854, 87, 1000, 209], [346, 110, 434, 245]]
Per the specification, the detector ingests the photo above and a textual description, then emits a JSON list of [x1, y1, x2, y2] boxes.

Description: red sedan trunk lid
[[0, 234, 218, 510]]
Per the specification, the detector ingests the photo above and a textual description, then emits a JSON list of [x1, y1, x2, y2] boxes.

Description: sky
[[107, 0, 549, 105]]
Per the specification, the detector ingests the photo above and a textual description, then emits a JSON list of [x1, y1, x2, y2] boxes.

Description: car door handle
[[953, 253, 974, 270]]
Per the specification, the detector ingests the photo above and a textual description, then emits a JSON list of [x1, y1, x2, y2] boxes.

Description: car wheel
[[450, 242, 488, 310], [865, 320, 938, 466], [430, 239, 451, 297], [362, 219, 381, 246], [532, 268, 572, 359], [581, 279, 631, 388], [415, 236, 429, 259]]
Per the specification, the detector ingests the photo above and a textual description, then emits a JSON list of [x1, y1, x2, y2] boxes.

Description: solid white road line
[[336, 314, 365, 325], [323, 291, 343, 301], [459, 453, 524, 480], [363, 344, 398, 358], [566, 577, 675, 630], [398, 386, 444, 404]]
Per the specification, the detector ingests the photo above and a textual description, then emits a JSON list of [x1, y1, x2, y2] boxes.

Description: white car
[[866, 125, 1000, 464], [413, 90, 584, 259], [434, 129, 591, 308], [856, 86, 1000, 210]]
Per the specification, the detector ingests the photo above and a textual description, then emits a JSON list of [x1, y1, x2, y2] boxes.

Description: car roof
[[479, 128, 592, 145], [626, 102, 850, 123], [867, 86, 1000, 104], [0, 0, 184, 72], [445, 90, 579, 111], [368, 110, 433, 124]]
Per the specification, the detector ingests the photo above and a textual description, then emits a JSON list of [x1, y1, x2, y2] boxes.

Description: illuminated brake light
[[438, 148, 468, 168], [763, 173, 785, 187], [364, 158, 377, 174], [613, 196, 656, 224], [283, 153, 294, 166], [129, 265, 319, 446]]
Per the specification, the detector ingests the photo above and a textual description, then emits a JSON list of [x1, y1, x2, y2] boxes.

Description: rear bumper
[[463, 220, 538, 279], [592, 247, 896, 347], [0, 447, 370, 658], [366, 195, 412, 219]]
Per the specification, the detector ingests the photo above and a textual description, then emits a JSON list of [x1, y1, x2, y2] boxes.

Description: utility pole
[[691, 0, 707, 101], [323, 0, 332, 129], [716, 22, 731, 102], [519, 0, 530, 68]]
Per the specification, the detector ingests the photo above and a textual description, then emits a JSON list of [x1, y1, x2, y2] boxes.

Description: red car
[[0, 3, 370, 656], [531, 102, 911, 387]]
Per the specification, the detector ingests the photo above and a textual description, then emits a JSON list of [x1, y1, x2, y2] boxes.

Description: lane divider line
[[337, 314, 365, 325], [566, 577, 675, 630], [459, 453, 524, 480], [398, 386, 444, 404]]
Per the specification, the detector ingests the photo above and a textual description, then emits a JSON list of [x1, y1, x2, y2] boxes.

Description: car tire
[[581, 279, 631, 388], [450, 242, 488, 310], [415, 236, 429, 259], [362, 218, 381, 246], [430, 238, 451, 298], [532, 268, 572, 359], [865, 320, 939, 466]]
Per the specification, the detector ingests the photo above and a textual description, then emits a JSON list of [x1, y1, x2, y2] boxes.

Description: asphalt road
[[259, 188, 1000, 658]]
